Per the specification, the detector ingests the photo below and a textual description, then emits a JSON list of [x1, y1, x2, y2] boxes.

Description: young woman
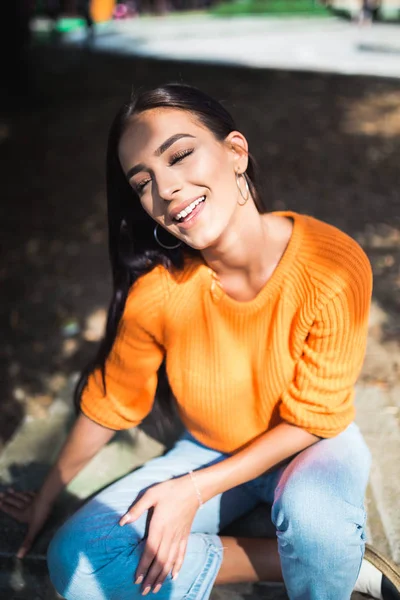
[[1, 84, 399, 600]]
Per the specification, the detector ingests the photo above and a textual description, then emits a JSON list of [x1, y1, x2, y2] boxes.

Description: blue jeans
[[48, 423, 370, 600]]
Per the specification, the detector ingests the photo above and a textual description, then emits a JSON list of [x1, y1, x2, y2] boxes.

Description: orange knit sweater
[[81, 212, 372, 453]]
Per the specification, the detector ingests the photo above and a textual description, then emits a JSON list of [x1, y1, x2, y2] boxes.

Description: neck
[[201, 200, 273, 282]]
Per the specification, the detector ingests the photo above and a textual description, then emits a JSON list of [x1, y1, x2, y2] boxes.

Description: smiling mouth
[[174, 196, 206, 223]]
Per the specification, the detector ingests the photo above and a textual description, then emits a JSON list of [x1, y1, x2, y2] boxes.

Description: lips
[[175, 197, 206, 230], [169, 195, 206, 222]]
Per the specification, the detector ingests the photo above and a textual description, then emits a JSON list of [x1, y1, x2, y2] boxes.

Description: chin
[[183, 239, 210, 251], [178, 217, 225, 250], [183, 230, 221, 251]]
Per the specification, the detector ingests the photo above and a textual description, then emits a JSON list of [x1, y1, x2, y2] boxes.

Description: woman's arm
[[195, 422, 319, 503], [36, 411, 116, 505], [0, 412, 116, 558]]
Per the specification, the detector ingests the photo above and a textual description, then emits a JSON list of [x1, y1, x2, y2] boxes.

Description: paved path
[[57, 15, 400, 79]]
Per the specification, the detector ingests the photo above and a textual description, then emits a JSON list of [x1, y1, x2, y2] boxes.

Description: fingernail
[[135, 575, 144, 584], [153, 584, 162, 594], [142, 586, 151, 596], [172, 572, 180, 581]]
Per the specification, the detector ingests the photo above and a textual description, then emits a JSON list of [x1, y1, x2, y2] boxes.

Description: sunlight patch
[[84, 308, 107, 342], [342, 91, 400, 138]]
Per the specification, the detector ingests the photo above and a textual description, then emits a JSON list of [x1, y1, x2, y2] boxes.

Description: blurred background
[[0, 1, 400, 592]]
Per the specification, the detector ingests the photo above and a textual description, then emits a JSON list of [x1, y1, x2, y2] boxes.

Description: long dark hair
[[74, 83, 263, 412]]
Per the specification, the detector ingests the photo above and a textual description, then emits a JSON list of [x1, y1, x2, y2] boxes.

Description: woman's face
[[118, 108, 249, 250]]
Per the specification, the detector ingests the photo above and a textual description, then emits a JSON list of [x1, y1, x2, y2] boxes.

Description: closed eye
[[135, 177, 151, 193], [169, 148, 194, 166], [133, 148, 194, 193]]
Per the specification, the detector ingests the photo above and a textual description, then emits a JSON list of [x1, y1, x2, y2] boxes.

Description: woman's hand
[[119, 475, 200, 595], [0, 488, 54, 558]]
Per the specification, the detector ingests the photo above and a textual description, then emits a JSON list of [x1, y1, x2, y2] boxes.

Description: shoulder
[[124, 255, 203, 318], [295, 212, 372, 301], [121, 265, 169, 338], [125, 264, 167, 311]]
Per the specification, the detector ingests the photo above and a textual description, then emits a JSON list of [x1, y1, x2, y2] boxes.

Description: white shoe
[[355, 545, 400, 600]]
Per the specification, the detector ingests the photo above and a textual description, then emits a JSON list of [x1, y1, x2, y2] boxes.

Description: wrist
[[187, 470, 204, 510], [36, 488, 57, 506], [193, 459, 240, 503]]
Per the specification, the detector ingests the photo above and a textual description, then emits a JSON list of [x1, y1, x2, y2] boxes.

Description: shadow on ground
[[1, 42, 399, 445]]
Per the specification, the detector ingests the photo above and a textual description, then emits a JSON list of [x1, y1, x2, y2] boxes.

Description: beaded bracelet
[[188, 470, 204, 510]]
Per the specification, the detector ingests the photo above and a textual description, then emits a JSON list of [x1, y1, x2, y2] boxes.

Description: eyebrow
[[126, 133, 195, 180]]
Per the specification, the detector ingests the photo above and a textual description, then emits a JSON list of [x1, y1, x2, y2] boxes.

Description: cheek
[[140, 198, 152, 217], [140, 195, 161, 222], [138, 193, 151, 213], [191, 149, 233, 186]]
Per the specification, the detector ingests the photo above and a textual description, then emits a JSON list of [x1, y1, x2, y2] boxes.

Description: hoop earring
[[236, 171, 250, 206], [153, 224, 182, 250]]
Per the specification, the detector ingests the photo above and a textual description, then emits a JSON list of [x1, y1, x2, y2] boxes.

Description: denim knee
[[271, 476, 366, 560], [48, 525, 223, 600], [47, 507, 143, 598], [47, 520, 83, 596]]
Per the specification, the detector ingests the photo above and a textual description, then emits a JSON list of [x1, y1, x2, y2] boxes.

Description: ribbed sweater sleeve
[[80, 267, 166, 429], [280, 258, 372, 438]]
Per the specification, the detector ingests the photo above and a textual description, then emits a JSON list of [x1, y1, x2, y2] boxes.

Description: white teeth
[[176, 196, 205, 221]]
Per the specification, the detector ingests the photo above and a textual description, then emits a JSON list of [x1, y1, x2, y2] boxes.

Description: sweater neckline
[[199, 210, 304, 312]]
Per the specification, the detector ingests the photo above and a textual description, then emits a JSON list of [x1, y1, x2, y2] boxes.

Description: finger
[[9, 491, 34, 501], [0, 502, 27, 521], [0, 489, 30, 501], [0, 495, 28, 509], [135, 537, 159, 586], [1, 493, 31, 509], [171, 538, 187, 581], [16, 533, 34, 559], [120, 495, 153, 527], [141, 543, 172, 595], [151, 541, 179, 593]]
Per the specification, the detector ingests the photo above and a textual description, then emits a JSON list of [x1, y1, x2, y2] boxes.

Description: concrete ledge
[[355, 384, 400, 563]]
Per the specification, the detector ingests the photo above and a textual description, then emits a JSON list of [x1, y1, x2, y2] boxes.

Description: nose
[[155, 168, 182, 202]]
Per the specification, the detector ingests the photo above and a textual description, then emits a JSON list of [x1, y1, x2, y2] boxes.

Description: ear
[[225, 131, 249, 174]]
